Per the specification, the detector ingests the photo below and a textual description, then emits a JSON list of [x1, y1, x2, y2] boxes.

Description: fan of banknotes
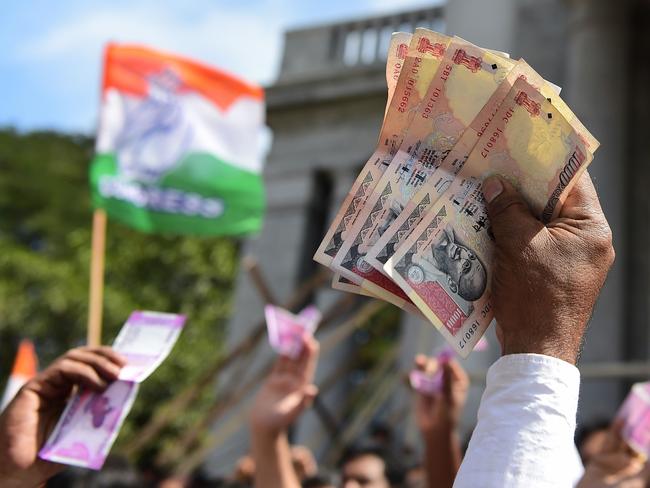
[[313, 28, 599, 358]]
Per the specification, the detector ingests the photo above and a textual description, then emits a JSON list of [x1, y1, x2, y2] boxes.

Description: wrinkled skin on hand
[[483, 172, 615, 365]]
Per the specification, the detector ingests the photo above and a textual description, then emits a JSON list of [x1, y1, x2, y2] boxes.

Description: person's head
[[432, 230, 486, 301], [338, 444, 404, 488], [576, 419, 611, 465]]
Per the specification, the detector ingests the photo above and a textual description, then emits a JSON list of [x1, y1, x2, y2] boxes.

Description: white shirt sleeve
[[454, 354, 583, 488]]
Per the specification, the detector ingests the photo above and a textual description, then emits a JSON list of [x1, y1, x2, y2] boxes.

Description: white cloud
[[19, 2, 287, 85], [8, 0, 446, 131]]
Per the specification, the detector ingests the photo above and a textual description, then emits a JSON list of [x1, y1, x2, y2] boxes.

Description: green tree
[[0, 128, 239, 466]]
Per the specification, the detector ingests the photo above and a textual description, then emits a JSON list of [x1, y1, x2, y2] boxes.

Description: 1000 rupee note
[[334, 32, 412, 299], [332, 38, 516, 305], [385, 32, 413, 116], [313, 29, 452, 275], [366, 59, 597, 272], [384, 78, 595, 357], [331, 273, 376, 297]]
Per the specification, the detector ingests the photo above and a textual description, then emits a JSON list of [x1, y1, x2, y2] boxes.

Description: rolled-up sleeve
[[454, 354, 583, 488]]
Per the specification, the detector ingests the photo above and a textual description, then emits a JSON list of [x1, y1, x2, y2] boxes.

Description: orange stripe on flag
[[103, 43, 264, 111], [11, 339, 38, 378]]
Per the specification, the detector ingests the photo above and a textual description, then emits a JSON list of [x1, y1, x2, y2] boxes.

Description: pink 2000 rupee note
[[39, 310, 186, 470], [113, 311, 187, 382], [39, 380, 139, 470], [409, 349, 453, 395], [409, 337, 487, 395], [265, 304, 322, 359], [617, 382, 650, 457]]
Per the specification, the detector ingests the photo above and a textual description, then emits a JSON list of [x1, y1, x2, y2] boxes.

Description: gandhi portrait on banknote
[[407, 225, 487, 303]]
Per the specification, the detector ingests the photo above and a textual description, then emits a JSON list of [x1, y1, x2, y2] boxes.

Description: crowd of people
[[1, 173, 647, 487]]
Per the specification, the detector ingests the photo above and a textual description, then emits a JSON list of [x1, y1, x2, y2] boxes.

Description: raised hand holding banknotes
[[38, 311, 186, 470], [0, 346, 126, 488], [577, 420, 650, 488], [315, 26, 604, 357], [412, 353, 468, 433], [484, 171, 614, 364], [412, 353, 468, 488], [250, 336, 320, 488]]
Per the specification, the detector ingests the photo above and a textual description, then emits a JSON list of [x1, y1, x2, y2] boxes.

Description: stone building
[[208, 0, 650, 474]]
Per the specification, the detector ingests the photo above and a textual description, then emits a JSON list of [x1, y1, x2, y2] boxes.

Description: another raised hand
[[0, 346, 125, 488], [250, 336, 319, 488], [577, 420, 650, 488], [413, 354, 468, 488]]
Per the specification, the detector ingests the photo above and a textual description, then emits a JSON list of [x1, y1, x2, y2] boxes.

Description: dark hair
[[339, 443, 405, 486], [302, 473, 335, 488], [369, 421, 394, 444]]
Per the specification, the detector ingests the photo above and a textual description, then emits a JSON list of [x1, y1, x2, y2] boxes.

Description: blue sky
[[1, 0, 442, 133]]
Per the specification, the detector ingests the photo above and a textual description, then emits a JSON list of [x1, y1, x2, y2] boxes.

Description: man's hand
[[250, 337, 319, 488], [413, 355, 469, 433], [0, 346, 126, 488], [577, 421, 650, 488], [482, 172, 615, 364], [250, 336, 320, 436], [414, 354, 468, 488]]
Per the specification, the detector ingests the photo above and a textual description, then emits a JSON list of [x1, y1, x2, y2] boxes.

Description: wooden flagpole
[[87, 209, 107, 346]]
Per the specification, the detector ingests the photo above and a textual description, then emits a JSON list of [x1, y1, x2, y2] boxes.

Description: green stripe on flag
[[90, 153, 265, 236]]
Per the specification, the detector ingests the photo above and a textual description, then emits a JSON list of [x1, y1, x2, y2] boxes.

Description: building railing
[[277, 6, 445, 82]]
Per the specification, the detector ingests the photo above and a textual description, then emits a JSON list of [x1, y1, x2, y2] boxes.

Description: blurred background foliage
[[0, 128, 402, 472], [0, 128, 240, 466]]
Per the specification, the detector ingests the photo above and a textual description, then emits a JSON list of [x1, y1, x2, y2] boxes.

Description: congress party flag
[[90, 44, 267, 236]]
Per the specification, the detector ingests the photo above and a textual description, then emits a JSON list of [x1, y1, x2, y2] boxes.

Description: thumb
[[482, 176, 539, 243], [301, 384, 319, 409]]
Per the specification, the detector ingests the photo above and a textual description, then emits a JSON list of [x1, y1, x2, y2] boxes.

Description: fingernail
[[483, 176, 504, 203]]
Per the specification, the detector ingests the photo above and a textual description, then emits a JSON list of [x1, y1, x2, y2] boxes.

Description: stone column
[[564, 0, 630, 420]]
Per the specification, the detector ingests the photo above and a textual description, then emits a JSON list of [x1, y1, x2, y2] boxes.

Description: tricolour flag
[[1, 339, 38, 411], [90, 44, 267, 236]]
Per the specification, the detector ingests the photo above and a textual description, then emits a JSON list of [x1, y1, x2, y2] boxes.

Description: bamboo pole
[[87, 209, 107, 346], [167, 300, 388, 473], [157, 294, 360, 468], [122, 268, 331, 457], [242, 256, 277, 305]]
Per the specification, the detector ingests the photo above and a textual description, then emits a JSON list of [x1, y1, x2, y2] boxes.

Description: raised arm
[[249, 336, 319, 488], [414, 355, 468, 488], [455, 173, 614, 488], [0, 346, 126, 488]]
